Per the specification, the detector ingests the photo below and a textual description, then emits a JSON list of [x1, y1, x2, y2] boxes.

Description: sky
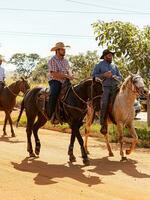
[[0, 0, 150, 70]]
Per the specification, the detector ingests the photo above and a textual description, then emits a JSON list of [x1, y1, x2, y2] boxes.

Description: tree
[[92, 21, 150, 82], [9, 53, 40, 79], [68, 51, 99, 82], [31, 58, 48, 83]]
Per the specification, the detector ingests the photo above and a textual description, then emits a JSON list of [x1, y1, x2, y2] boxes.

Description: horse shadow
[[88, 156, 150, 178], [11, 157, 102, 186], [0, 135, 25, 143]]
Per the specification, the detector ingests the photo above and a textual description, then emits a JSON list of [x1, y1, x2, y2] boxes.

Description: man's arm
[[112, 65, 122, 81], [92, 64, 112, 79], [49, 71, 73, 80]]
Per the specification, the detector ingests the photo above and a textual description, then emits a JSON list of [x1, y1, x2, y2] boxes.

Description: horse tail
[[16, 97, 25, 127]]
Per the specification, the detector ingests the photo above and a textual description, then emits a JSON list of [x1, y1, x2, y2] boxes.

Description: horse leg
[[125, 123, 138, 155], [74, 124, 90, 165], [116, 123, 127, 161], [26, 114, 36, 157], [84, 105, 94, 154], [104, 133, 114, 157], [32, 114, 47, 156], [68, 130, 76, 162], [5, 111, 15, 137], [3, 114, 7, 136]]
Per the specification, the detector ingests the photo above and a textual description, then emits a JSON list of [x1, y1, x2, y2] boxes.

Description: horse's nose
[[143, 88, 149, 96]]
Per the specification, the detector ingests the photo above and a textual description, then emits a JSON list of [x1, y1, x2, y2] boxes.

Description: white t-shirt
[[0, 65, 5, 82]]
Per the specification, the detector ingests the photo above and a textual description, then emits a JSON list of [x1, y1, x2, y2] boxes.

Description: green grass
[[1, 110, 150, 148]]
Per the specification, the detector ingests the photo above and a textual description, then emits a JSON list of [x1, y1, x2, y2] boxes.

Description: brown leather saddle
[[36, 80, 71, 124]]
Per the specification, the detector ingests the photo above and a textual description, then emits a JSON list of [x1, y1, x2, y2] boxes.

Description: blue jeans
[[100, 85, 118, 125], [48, 80, 62, 119]]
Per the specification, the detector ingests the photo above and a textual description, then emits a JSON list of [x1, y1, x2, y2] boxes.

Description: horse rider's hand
[[103, 71, 112, 78], [112, 75, 120, 82]]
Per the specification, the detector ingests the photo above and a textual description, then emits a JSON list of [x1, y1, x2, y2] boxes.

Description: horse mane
[[120, 75, 131, 92], [74, 77, 93, 87]]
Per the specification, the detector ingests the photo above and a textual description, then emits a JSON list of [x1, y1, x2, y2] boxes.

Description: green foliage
[[92, 21, 150, 83], [9, 53, 40, 79], [68, 51, 99, 82], [31, 58, 48, 83]]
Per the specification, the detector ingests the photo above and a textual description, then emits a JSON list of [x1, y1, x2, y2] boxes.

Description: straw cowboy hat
[[51, 42, 70, 51], [100, 49, 115, 59]]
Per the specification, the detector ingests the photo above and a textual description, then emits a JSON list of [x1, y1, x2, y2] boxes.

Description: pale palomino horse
[[84, 72, 149, 161]]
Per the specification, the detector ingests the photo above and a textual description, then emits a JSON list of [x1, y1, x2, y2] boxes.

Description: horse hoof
[[69, 155, 76, 163], [35, 150, 40, 156], [120, 157, 128, 162], [11, 135, 16, 138], [83, 158, 90, 166], [35, 147, 40, 156], [29, 153, 36, 158], [109, 152, 114, 157], [126, 149, 131, 155]]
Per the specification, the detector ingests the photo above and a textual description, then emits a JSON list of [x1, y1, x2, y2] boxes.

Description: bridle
[[62, 78, 102, 113], [7, 86, 18, 97], [131, 75, 145, 95], [6, 81, 29, 97]]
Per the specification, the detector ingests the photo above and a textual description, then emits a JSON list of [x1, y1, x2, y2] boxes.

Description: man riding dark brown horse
[[16, 77, 102, 165], [48, 42, 74, 123]]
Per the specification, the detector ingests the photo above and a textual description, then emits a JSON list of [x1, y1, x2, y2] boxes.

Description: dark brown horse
[[16, 78, 102, 165], [0, 78, 30, 137]]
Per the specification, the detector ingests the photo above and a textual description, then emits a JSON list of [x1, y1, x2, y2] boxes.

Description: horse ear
[[129, 71, 134, 77], [136, 69, 140, 75], [20, 77, 25, 81]]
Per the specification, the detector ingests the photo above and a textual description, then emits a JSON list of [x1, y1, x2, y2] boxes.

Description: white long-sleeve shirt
[[0, 65, 5, 82]]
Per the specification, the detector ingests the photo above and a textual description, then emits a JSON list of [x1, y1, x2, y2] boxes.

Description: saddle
[[36, 80, 71, 124]]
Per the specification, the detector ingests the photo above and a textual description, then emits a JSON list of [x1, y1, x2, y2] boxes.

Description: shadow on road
[[0, 135, 25, 143], [88, 156, 150, 178], [11, 157, 102, 186]]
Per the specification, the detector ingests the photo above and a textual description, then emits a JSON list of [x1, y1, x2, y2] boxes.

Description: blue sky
[[0, 0, 150, 68]]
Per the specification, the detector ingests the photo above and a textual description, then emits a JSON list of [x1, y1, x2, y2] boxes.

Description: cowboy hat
[[51, 42, 70, 51], [100, 49, 115, 59]]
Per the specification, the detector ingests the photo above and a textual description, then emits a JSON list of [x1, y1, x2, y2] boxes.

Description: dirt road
[[0, 125, 150, 200]]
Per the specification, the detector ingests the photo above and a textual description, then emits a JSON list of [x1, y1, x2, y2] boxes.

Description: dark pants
[[0, 82, 4, 94], [48, 80, 62, 119], [100, 85, 118, 125]]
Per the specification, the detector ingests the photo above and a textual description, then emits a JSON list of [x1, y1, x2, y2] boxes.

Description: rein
[[7, 86, 18, 97], [71, 86, 87, 104], [62, 79, 101, 114]]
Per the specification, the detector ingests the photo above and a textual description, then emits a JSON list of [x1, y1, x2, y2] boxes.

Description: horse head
[[17, 77, 30, 94], [129, 72, 149, 97]]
